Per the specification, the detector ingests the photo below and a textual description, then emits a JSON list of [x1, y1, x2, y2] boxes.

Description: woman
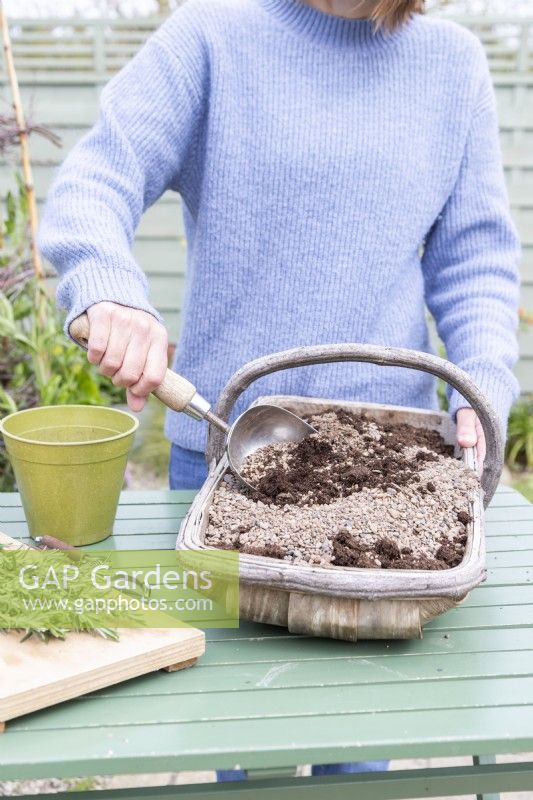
[[39, 0, 520, 779]]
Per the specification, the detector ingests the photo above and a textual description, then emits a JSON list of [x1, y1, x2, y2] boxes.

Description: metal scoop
[[70, 313, 315, 491]]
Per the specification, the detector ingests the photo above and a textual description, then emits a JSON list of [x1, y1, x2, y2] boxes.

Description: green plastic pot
[[0, 405, 139, 546]]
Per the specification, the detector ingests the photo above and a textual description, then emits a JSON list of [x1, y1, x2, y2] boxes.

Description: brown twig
[[0, 266, 35, 293], [0, 113, 62, 155], [35, 535, 79, 553], [0, 1, 44, 280]]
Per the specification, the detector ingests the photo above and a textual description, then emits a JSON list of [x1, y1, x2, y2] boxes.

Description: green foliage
[[437, 375, 449, 412], [0, 176, 29, 270], [130, 396, 170, 479], [511, 473, 533, 504], [0, 544, 145, 642], [67, 778, 98, 793], [0, 176, 125, 491], [434, 340, 449, 412], [506, 398, 533, 471]]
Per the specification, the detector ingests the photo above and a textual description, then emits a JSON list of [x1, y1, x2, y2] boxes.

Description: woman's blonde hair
[[369, 0, 424, 31]]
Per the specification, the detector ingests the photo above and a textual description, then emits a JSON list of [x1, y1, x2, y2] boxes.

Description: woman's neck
[[302, 0, 377, 19]]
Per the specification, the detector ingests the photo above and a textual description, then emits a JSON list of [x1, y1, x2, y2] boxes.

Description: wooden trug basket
[[177, 344, 503, 641]]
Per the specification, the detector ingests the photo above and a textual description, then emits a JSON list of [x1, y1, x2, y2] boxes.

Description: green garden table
[[1, 486, 533, 799]]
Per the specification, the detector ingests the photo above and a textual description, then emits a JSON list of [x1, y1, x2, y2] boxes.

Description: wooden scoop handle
[[69, 312, 199, 414]]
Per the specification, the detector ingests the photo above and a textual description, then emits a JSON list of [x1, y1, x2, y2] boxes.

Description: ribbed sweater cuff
[[57, 263, 163, 340], [447, 365, 518, 441]]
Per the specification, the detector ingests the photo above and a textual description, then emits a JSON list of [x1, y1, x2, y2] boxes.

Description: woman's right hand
[[86, 301, 168, 412]]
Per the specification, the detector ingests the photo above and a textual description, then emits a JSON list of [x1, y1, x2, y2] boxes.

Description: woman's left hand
[[456, 407, 485, 475]]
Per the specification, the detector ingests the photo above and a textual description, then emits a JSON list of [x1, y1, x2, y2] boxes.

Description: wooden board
[[0, 532, 205, 727]]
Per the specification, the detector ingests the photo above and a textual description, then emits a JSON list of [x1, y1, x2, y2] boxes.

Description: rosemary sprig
[[0, 543, 146, 642]]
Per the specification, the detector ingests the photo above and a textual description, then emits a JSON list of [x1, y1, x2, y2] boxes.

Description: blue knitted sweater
[[39, 0, 521, 452]]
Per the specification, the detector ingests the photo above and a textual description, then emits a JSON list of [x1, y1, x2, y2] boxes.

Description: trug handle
[[206, 343, 503, 507]]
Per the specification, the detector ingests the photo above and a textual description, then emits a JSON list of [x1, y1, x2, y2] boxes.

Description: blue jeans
[[169, 443, 390, 782]]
